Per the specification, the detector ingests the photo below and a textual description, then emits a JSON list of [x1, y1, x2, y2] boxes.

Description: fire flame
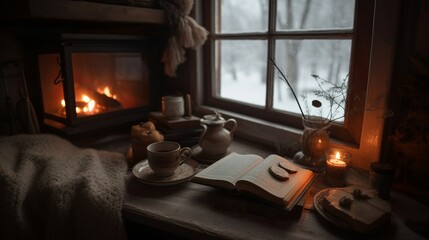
[[60, 86, 118, 116], [98, 86, 117, 99], [81, 95, 96, 113], [61, 94, 97, 115]]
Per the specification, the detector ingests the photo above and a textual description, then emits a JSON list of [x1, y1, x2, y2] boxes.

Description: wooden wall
[[382, 0, 429, 201]]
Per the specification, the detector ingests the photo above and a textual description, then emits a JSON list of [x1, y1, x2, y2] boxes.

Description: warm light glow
[[60, 94, 98, 115], [59, 86, 119, 116], [98, 86, 117, 100], [82, 99, 96, 113], [325, 149, 350, 186], [335, 151, 340, 160], [82, 95, 91, 103], [88, 100, 95, 112], [328, 159, 346, 166], [78, 95, 97, 113], [327, 151, 346, 166]]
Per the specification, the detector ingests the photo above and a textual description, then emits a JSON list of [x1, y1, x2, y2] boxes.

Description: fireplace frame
[[31, 33, 163, 135]]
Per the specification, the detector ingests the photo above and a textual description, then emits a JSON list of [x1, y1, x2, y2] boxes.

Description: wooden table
[[122, 140, 429, 240]]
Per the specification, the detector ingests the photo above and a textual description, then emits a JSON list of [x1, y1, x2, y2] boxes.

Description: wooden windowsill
[[84, 125, 428, 239], [123, 138, 429, 240]]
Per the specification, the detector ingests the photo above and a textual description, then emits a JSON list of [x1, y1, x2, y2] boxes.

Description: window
[[201, 0, 374, 144]]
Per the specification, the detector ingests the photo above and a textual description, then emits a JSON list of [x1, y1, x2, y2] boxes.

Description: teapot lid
[[200, 111, 225, 125]]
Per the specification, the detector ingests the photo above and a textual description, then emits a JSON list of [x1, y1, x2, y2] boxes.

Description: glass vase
[[294, 116, 331, 171]]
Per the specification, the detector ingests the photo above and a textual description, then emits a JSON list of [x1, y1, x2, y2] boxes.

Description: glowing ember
[[98, 86, 117, 100], [82, 95, 91, 103], [86, 99, 95, 112], [60, 95, 98, 115]]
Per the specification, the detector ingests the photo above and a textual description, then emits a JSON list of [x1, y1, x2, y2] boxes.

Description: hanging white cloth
[[160, 0, 209, 77]]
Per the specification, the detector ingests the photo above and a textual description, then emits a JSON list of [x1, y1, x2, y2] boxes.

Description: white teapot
[[199, 112, 237, 158]]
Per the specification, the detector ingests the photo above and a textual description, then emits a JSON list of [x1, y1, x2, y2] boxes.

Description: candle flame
[[328, 151, 347, 166]]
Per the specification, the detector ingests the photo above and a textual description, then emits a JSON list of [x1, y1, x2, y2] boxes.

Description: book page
[[192, 152, 264, 190], [236, 154, 314, 207]]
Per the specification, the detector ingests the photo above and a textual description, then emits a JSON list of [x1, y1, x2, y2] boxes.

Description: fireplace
[[33, 34, 162, 135]]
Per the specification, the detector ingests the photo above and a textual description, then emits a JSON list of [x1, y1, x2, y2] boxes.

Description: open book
[[192, 153, 315, 210]]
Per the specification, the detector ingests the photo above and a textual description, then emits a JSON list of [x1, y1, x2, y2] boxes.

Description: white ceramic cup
[[162, 95, 184, 119], [147, 141, 191, 177]]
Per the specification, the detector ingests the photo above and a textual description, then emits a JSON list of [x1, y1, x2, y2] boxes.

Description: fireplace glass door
[[36, 35, 160, 133]]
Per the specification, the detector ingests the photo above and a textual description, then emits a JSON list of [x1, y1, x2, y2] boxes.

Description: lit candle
[[325, 149, 351, 187]]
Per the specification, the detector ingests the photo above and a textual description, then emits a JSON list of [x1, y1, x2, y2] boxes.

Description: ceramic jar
[[199, 112, 237, 158], [162, 95, 184, 119]]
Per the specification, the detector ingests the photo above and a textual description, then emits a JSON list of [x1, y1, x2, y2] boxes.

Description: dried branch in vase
[[269, 57, 350, 124]]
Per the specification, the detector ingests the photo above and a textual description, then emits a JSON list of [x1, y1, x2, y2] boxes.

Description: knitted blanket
[[0, 134, 128, 240]]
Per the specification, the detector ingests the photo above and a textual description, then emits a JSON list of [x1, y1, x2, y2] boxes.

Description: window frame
[[191, 0, 400, 171], [201, 0, 374, 146]]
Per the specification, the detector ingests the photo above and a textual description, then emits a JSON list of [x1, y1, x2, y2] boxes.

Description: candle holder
[[325, 148, 351, 187]]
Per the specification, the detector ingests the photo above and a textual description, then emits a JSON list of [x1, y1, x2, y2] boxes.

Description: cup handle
[[179, 147, 192, 165]]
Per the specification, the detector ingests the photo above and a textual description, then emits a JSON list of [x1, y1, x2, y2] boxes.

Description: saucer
[[313, 187, 394, 233], [191, 145, 230, 164], [132, 159, 199, 186]]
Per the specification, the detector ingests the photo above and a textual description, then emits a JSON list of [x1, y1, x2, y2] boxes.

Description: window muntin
[[205, 0, 369, 144]]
